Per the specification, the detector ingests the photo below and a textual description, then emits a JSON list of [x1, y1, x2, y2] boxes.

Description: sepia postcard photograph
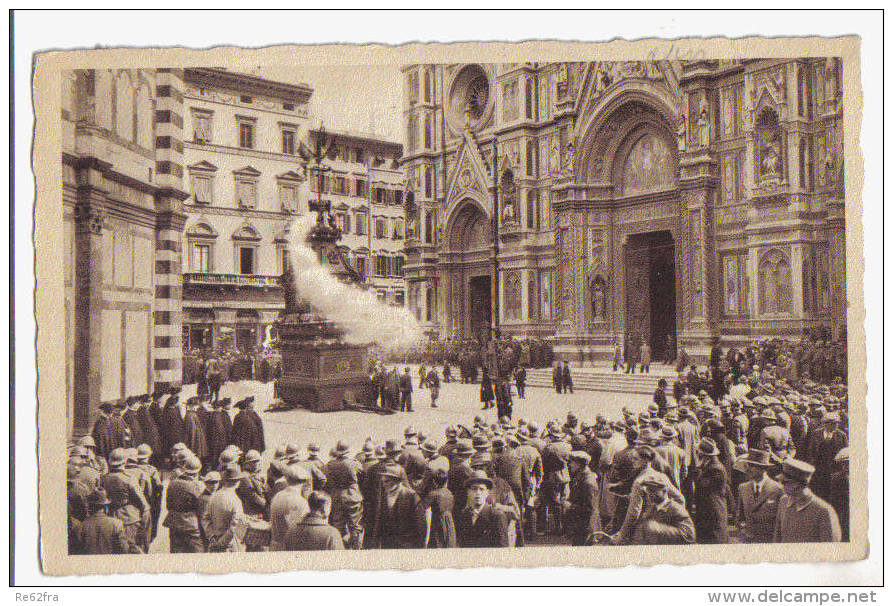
[[15, 9, 883, 590]]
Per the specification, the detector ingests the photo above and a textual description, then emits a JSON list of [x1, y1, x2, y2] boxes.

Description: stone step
[[525, 367, 667, 394]]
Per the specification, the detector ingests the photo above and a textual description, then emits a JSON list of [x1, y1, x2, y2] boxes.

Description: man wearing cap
[[67, 463, 93, 554], [613, 444, 685, 543], [829, 448, 850, 542], [164, 455, 207, 552], [76, 435, 109, 476], [269, 464, 310, 550], [76, 489, 135, 555], [282, 491, 344, 551], [805, 412, 848, 501], [774, 459, 841, 543], [68, 446, 101, 491], [232, 396, 265, 455], [197, 471, 221, 541], [623, 474, 695, 545], [367, 464, 427, 549], [205, 463, 248, 552], [400, 428, 428, 485], [100, 448, 151, 552], [325, 441, 365, 549], [735, 449, 782, 543], [539, 426, 572, 534], [562, 451, 601, 545], [693, 438, 730, 543], [237, 450, 268, 519], [438, 427, 460, 462], [455, 471, 509, 547]]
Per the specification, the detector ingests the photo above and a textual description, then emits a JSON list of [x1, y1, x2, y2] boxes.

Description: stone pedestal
[[276, 338, 374, 412]]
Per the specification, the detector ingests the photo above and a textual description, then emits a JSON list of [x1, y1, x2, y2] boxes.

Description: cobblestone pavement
[[149, 371, 654, 552]]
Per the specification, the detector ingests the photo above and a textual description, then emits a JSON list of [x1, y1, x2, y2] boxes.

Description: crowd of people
[[67, 338, 849, 553], [183, 347, 282, 386], [385, 336, 555, 372]]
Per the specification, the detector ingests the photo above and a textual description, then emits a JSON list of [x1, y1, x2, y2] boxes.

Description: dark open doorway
[[469, 275, 492, 343], [624, 231, 677, 361]]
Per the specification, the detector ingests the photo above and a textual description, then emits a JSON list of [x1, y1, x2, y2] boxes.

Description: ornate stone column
[[72, 160, 110, 437]]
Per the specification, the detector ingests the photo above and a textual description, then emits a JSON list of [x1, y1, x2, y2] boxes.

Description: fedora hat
[[454, 439, 474, 456], [697, 438, 719, 457], [464, 470, 494, 490], [331, 440, 351, 456], [737, 449, 773, 468], [384, 439, 402, 455]]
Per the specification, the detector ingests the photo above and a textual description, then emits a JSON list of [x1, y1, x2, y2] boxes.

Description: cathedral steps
[[524, 365, 676, 395]]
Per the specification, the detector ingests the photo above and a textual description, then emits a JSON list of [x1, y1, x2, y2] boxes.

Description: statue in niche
[[676, 114, 687, 151], [697, 97, 711, 148], [760, 132, 783, 178], [820, 146, 837, 188], [548, 136, 560, 175], [562, 141, 576, 175], [590, 276, 606, 320], [500, 172, 518, 224]]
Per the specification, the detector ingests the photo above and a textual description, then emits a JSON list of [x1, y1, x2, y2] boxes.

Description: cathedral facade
[[400, 60, 846, 362]]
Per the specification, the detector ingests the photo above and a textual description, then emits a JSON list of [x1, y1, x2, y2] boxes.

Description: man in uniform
[[232, 396, 265, 454], [324, 440, 365, 549], [163, 455, 206, 552], [237, 449, 268, 519], [774, 459, 841, 543], [269, 463, 310, 550], [540, 425, 571, 534], [100, 447, 150, 552], [205, 463, 248, 552], [76, 489, 134, 554], [399, 367, 414, 412]]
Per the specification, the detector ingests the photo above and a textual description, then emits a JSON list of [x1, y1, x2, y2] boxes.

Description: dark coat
[[807, 429, 847, 498], [136, 406, 162, 455], [184, 409, 209, 462], [693, 458, 730, 543], [92, 415, 126, 460], [456, 504, 509, 548], [370, 485, 427, 549], [76, 511, 132, 554], [161, 401, 188, 455], [231, 409, 265, 454], [480, 375, 494, 402], [282, 513, 344, 550], [425, 486, 458, 548], [206, 409, 232, 466], [564, 468, 601, 545], [447, 459, 475, 513]]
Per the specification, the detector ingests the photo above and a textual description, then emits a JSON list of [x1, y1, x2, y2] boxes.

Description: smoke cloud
[[287, 213, 423, 349]]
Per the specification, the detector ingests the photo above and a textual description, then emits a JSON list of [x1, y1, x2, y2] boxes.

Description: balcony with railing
[[183, 273, 282, 289]]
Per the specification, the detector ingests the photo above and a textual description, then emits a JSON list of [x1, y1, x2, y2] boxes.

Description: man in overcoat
[[455, 471, 509, 548], [231, 396, 265, 454], [735, 449, 782, 543], [282, 491, 344, 551], [562, 451, 601, 546], [774, 459, 841, 543], [693, 438, 730, 544]]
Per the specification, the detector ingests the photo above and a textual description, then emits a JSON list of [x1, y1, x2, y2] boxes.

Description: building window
[[394, 190, 403, 206], [425, 286, 434, 322], [394, 255, 405, 276], [240, 95, 253, 104], [355, 255, 367, 279], [424, 69, 432, 103], [283, 102, 295, 111], [424, 114, 432, 149], [237, 246, 256, 275], [528, 276, 538, 321], [525, 78, 534, 120], [193, 110, 213, 143], [278, 182, 299, 213], [758, 248, 793, 315], [394, 290, 405, 306], [334, 176, 348, 195], [408, 71, 419, 106], [277, 247, 291, 275], [375, 254, 389, 277], [526, 190, 539, 229], [407, 116, 418, 152], [192, 174, 214, 205], [238, 121, 255, 149], [281, 128, 296, 155], [355, 178, 367, 198], [425, 167, 433, 199], [355, 212, 367, 235], [236, 178, 258, 208], [192, 243, 212, 273], [354, 148, 365, 163], [424, 210, 435, 244], [526, 140, 537, 177], [375, 217, 387, 239], [503, 79, 519, 122], [393, 217, 404, 239]]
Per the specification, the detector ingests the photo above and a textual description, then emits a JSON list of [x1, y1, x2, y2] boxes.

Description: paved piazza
[[148, 367, 653, 552]]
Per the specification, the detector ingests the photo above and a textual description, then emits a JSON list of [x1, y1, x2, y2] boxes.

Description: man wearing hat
[[693, 438, 730, 543], [76, 435, 109, 476], [829, 448, 850, 542], [236, 449, 268, 519], [455, 471, 509, 548], [423, 457, 458, 548], [367, 464, 427, 549], [75, 489, 135, 555], [734, 450, 782, 543], [774, 459, 841, 543], [513, 430, 544, 539], [100, 447, 151, 552], [398, 366, 414, 412], [325, 441, 365, 549], [205, 463, 248, 552], [400, 428, 428, 485], [562, 451, 601, 545], [197, 471, 221, 541], [653, 379, 669, 417], [282, 491, 344, 551], [161, 393, 189, 467], [758, 408, 796, 465], [206, 398, 233, 468], [654, 424, 687, 492], [135, 394, 163, 467], [613, 444, 685, 543], [623, 474, 695, 545], [122, 397, 146, 451], [183, 397, 210, 469], [67, 462, 94, 554], [232, 396, 265, 455], [471, 453, 521, 544], [163, 455, 207, 552], [92, 402, 127, 462], [447, 438, 476, 514], [805, 412, 848, 501], [539, 426, 572, 534], [269, 464, 310, 550]]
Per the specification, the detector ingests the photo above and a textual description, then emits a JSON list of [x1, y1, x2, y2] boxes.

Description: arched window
[[425, 285, 434, 322], [526, 140, 536, 177], [424, 69, 432, 103], [527, 275, 538, 321], [799, 137, 808, 189], [135, 82, 153, 150], [425, 166, 433, 199], [758, 248, 793, 315], [424, 114, 432, 149], [115, 71, 134, 141], [526, 190, 539, 229], [407, 116, 417, 152], [525, 78, 534, 120]]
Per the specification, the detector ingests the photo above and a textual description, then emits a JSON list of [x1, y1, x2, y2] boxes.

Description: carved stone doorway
[[624, 230, 676, 361], [469, 275, 492, 344]]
